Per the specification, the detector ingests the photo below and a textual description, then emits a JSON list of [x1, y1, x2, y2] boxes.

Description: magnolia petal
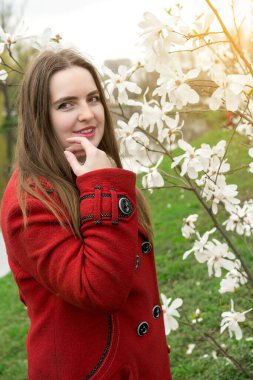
[[169, 298, 183, 310], [102, 65, 114, 78], [187, 166, 199, 179], [225, 90, 239, 112], [178, 139, 193, 152], [163, 316, 171, 335], [125, 81, 142, 94], [151, 169, 164, 187], [183, 248, 194, 260], [118, 65, 128, 77], [209, 92, 222, 110], [0, 70, 7, 81], [185, 68, 200, 80], [234, 324, 243, 340], [169, 317, 179, 331], [118, 90, 129, 104]]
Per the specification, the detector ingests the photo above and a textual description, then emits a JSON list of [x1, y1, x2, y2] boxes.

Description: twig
[[205, 0, 253, 75], [141, 185, 192, 191], [204, 332, 253, 380], [182, 311, 253, 379], [169, 40, 230, 54]]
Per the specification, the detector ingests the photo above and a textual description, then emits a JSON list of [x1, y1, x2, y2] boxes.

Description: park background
[[0, 0, 253, 379]]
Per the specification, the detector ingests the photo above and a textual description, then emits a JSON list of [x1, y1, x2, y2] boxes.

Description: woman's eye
[[58, 102, 72, 110], [89, 95, 100, 103]]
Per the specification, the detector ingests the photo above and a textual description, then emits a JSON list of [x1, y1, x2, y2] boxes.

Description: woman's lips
[[73, 127, 96, 138]]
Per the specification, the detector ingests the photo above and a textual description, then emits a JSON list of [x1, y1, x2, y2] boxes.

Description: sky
[[16, 0, 165, 67], [10, 0, 253, 68]]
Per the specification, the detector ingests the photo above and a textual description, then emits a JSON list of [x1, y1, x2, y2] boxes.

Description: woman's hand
[[64, 136, 112, 176]]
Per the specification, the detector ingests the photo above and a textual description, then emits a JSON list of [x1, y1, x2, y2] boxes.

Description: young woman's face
[[49, 66, 105, 159]]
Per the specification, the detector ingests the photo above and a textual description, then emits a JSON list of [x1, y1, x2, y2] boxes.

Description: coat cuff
[[76, 168, 136, 225]]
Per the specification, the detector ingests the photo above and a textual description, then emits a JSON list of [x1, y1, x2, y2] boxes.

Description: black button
[[141, 241, 152, 254], [137, 321, 149, 336], [135, 255, 140, 270], [152, 305, 161, 319], [118, 197, 133, 215]]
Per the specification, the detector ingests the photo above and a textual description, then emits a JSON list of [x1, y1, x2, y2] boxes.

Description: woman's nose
[[78, 102, 94, 121]]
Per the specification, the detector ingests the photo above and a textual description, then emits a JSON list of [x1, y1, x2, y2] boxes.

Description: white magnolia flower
[[219, 276, 239, 294], [192, 308, 203, 324], [205, 239, 235, 277], [199, 158, 230, 186], [140, 101, 165, 133], [196, 140, 228, 175], [219, 260, 248, 294], [161, 293, 183, 335], [183, 228, 216, 263], [116, 113, 149, 156], [209, 74, 252, 112], [190, 12, 215, 48], [236, 122, 253, 141], [31, 28, 62, 51], [223, 201, 253, 236], [158, 111, 184, 145], [186, 343, 196, 355], [138, 12, 170, 49], [171, 139, 203, 179], [154, 66, 200, 109], [138, 12, 185, 72], [0, 22, 31, 51], [195, 49, 215, 73], [197, 140, 227, 160], [141, 157, 164, 192], [202, 175, 240, 215], [129, 94, 173, 134], [103, 65, 141, 105], [220, 300, 252, 340], [181, 214, 198, 239]]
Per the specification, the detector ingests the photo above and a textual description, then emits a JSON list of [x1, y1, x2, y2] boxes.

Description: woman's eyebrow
[[87, 90, 100, 96], [52, 90, 100, 106], [52, 96, 77, 106]]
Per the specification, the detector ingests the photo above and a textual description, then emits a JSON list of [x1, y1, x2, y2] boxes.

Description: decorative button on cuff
[[137, 321, 149, 336], [141, 241, 152, 254], [118, 197, 133, 215], [152, 305, 161, 319]]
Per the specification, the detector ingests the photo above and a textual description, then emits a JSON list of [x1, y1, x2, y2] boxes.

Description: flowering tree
[[101, 1, 253, 377], [0, 0, 253, 378]]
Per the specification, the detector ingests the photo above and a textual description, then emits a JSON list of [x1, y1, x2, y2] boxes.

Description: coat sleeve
[[2, 168, 138, 313]]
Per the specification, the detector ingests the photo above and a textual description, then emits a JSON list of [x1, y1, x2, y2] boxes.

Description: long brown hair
[[16, 48, 153, 240]]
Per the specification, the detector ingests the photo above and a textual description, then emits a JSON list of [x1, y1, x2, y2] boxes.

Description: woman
[[1, 49, 171, 379]]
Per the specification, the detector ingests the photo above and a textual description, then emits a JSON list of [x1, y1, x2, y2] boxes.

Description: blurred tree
[[0, 0, 35, 168]]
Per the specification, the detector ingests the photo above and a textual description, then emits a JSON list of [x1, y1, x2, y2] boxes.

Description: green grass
[[0, 128, 253, 379], [0, 275, 28, 379]]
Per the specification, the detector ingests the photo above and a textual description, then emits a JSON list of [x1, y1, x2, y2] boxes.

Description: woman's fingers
[[66, 136, 96, 153], [65, 144, 85, 153], [63, 151, 84, 176], [64, 136, 112, 175]]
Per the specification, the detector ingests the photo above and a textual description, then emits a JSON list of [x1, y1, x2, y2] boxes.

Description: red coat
[[1, 167, 171, 380]]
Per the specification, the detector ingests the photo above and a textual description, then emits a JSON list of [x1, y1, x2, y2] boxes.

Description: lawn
[[0, 128, 252, 379]]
